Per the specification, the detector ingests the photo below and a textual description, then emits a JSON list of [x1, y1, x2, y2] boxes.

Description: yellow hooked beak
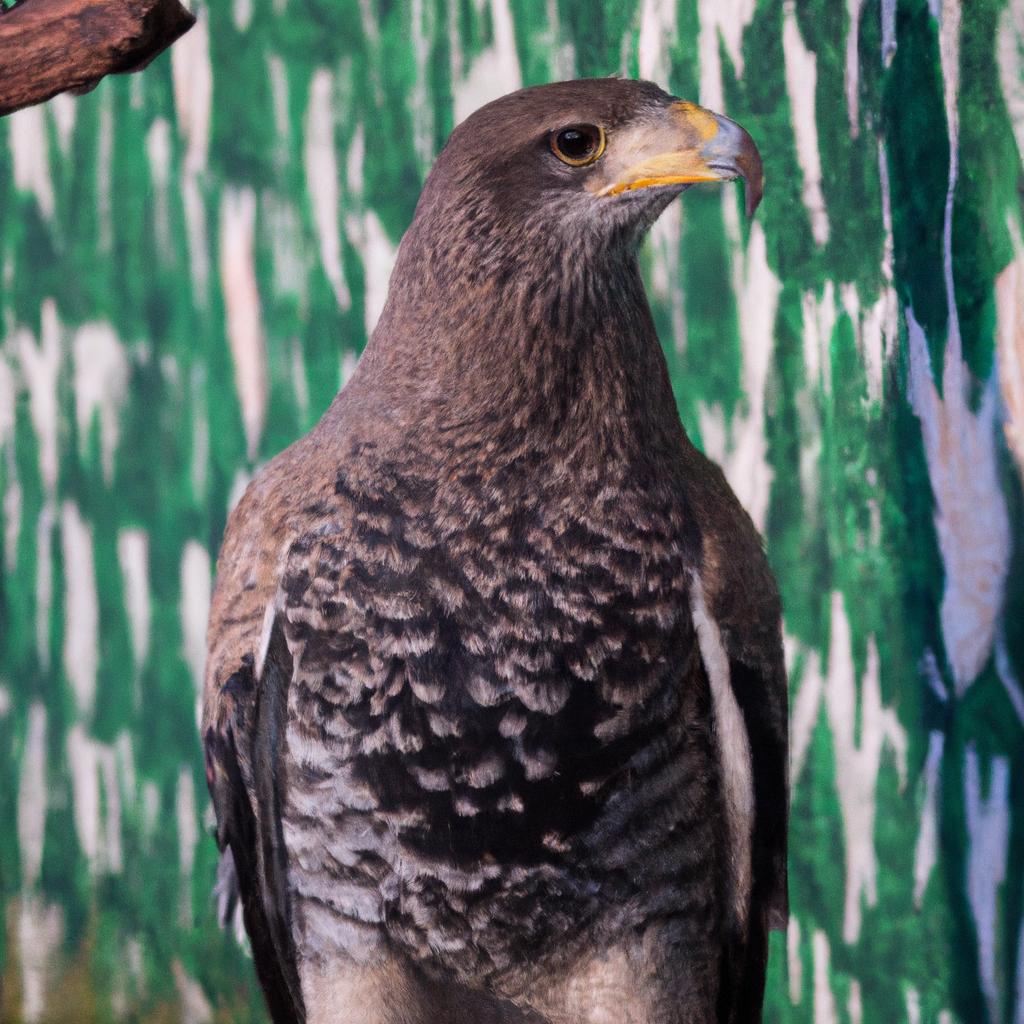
[[592, 101, 764, 216]]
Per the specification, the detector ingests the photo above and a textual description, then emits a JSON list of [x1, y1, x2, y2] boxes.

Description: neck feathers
[[352, 203, 682, 456]]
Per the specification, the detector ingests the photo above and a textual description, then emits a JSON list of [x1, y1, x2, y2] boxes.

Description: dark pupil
[[559, 128, 593, 159]]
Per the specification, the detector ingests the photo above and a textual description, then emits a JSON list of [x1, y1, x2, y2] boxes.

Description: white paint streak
[[17, 299, 62, 495], [357, 0, 384, 107], [907, 987, 922, 1024], [191, 365, 209, 504], [845, 0, 866, 136], [690, 573, 753, 925], [171, 7, 213, 302], [49, 93, 77, 156], [783, 1, 829, 245], [176, 767, 200, 928], [802, 282, 836, 396], [789, 648, 823, 786], [409, 0, 436, 173], [118, 529, 151, 685], [647, 197, 686, 355], [544, 0, 575, 81], [447, 0, 463, 87], [453, 0, 522, 125], [995, 630, 1024, 728], [220, 186, 268, 461], [98, 743, 123, 874], [122, 936, 146, 1015], [141, 780, 161, 850], [233, 0, 252, 31], [341, 348, 360, 387], [362, 210, 399, 338], [9, 105, 55, 219], [996, 222, 1024, 478], [848, 981, 863, 1024], [787, 915, 803, 1005], [913, 731, 944, 907], [35, 501, 54, 670], [839, 282, 887, 403], [227, 467, 253, 516], [173, 958, 213, 1024], [997, 2, 1024, 167], [906, 7, 1010, 693], [73, 321, 129, 482], [344, 125, 398, 338], [61, 728, 125, 875], [795, 284, 834, 518], [965, 745, 1010, 1024], [181, 540, 212, 726], [146, 117, 174, 262], [860, 292, 891, 404], [696, 0, 757, 110], [0, 358, 20, 571], [130, 70, 145, 110], [115, 732, 137, 814], [938, 0, 961, 173], [304, 70, 352, 312], [292, 336, 309, 425], [877, 138, 898, 366], [0, 354, 14, 445], [825, 592, 907, 944], [18, 703, 48, 888], [61, 501, 99, 719], [906, 308, 1010, 693], [19, 895, 63, 1024], [97, 90, 114, 252], [812, 930, 838, 1024], [66, 724, 100, 871], [639, 0, 677, 86], [345, 120, 365, 195], [265, 194, 308, 301], [881, 0, 897, 65], [699, 221, 779, 533]]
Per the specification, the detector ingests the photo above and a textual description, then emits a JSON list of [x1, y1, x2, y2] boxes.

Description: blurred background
[[0, 0, 1022, 1021]]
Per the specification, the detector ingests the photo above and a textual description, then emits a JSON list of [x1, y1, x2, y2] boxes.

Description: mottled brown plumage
[[204, 77, 787, 1024]]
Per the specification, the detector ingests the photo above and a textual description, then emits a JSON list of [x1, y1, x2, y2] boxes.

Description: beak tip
[[745, 176, 764, 218], [699, 108, 764, 218]]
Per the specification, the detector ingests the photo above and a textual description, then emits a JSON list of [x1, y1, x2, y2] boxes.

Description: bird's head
[[369, 78, 764, 421], [404, 77, 763, 284]]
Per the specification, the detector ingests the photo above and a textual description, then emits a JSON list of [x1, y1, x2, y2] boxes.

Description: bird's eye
[[550, 124, 606, 167]]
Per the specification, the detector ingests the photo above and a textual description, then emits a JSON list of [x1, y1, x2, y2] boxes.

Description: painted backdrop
[[1, 0, 1023, 1021]]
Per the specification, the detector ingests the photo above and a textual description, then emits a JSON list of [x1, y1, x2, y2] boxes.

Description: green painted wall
[[1, 1, 1022, 1021]]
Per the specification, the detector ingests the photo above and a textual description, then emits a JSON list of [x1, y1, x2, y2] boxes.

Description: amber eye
[[550, 124, 606, 167]]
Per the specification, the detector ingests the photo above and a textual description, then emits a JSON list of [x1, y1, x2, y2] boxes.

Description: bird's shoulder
[[203, 424, 352, 727]]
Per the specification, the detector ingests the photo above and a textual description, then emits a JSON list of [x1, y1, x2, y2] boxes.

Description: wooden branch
[[0, 0, 195, 117]]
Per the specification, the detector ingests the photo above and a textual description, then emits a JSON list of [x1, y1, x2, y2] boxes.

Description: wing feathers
[[204, 620, 306, 1024], [251, 616, 305, 1018]]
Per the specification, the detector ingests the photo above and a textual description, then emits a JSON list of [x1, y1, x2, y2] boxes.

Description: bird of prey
[[203, 77, 787, 1024]]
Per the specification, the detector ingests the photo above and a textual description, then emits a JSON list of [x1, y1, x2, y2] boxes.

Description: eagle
[[203, 77, 788, 1024]]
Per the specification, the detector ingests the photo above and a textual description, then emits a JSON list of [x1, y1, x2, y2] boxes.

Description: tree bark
[[0, 0, 195, 116]]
